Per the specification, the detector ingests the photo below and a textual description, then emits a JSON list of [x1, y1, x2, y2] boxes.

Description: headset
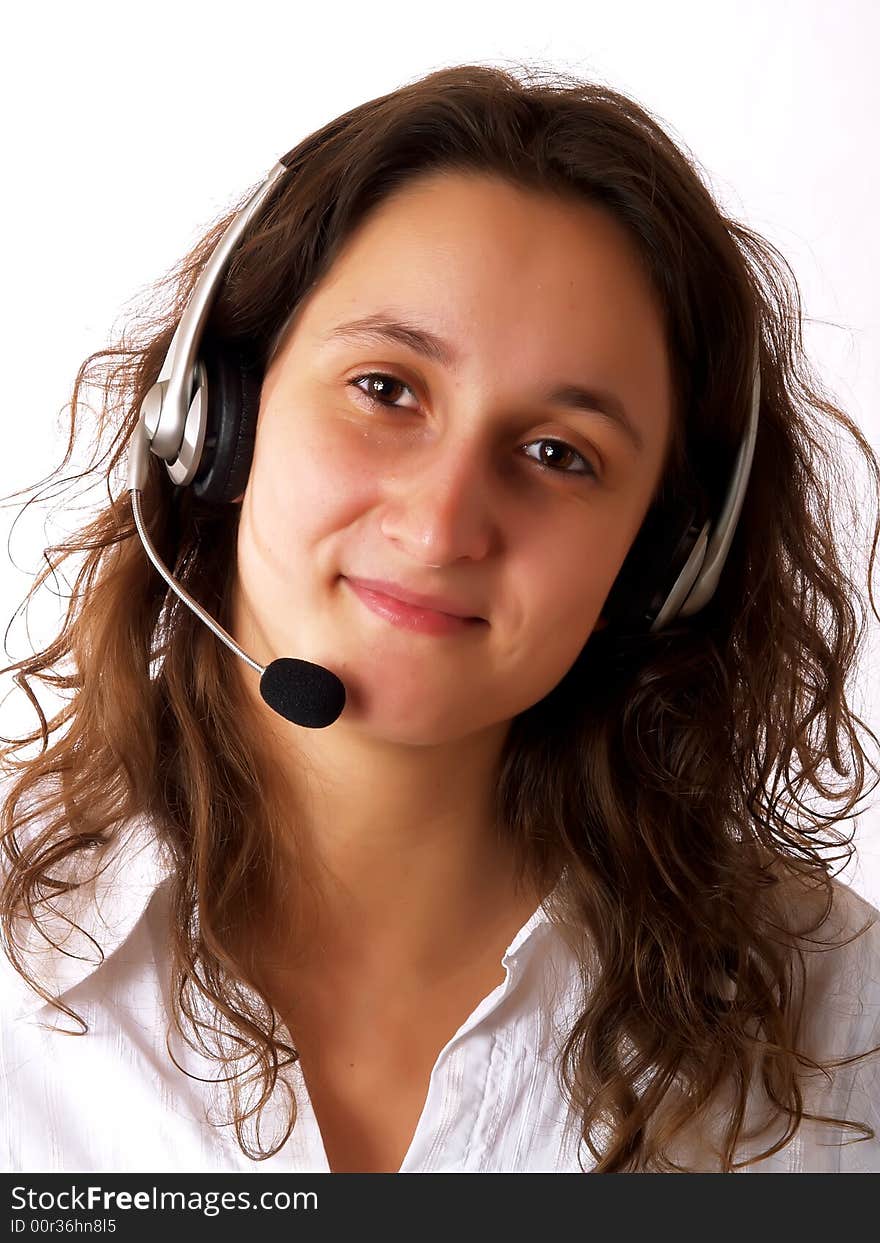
[[126, 151, 761, 730]]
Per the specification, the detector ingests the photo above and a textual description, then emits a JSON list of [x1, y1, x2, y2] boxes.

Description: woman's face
[[231, 171, 673, 745]]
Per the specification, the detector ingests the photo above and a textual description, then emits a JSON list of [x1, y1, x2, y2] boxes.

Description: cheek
[[526, 529, 608, 620], [254, 404, 377, 534], [509, 527, 617, 670]]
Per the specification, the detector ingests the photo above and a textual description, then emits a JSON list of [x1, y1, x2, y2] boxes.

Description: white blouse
[[2, 798, 879, 1174]]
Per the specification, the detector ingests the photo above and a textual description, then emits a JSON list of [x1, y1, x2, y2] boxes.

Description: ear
[[231, 491, 245, 504]]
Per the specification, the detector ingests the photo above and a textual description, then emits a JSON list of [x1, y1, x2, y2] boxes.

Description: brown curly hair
[[2, 60, 880, 1172]]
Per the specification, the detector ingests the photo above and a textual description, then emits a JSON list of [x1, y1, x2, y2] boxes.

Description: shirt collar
[[502, 888, 555, 964], [0, 809, 174, 1020]]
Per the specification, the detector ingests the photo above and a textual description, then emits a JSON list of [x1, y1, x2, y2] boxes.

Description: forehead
[[321, 170, 658, 311], [293, 172, 668, 367]]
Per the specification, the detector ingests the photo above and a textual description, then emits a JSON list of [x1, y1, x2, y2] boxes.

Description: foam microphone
[[126, 416, 347, 728]]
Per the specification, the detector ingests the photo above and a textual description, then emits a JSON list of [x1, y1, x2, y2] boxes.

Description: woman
[[1, 62, 879, 1174]]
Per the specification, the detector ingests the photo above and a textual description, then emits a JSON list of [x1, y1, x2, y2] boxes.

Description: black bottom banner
[[1, 1171, 873, 1240]]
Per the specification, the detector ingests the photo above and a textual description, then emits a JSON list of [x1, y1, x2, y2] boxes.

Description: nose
[[379, 429, 498, 567]]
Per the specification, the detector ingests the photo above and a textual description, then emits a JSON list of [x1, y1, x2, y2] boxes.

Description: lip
[[345, 577, 483, 620], [343, 577, 486, 637]]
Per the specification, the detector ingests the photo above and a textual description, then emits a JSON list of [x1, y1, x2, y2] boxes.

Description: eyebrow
[[321, 313, 645, 455]]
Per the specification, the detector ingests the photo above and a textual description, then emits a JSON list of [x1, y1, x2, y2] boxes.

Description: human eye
[[347, 371, 418, 410], [521, 438, 598, 481], [346, 372, 598, 482]]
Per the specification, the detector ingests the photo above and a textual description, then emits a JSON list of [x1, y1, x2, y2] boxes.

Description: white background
[[2, 0, 879, 905]]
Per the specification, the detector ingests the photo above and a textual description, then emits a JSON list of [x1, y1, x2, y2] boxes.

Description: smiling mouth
[[344, 575, 483, 619], [342, 577, 487, 637]]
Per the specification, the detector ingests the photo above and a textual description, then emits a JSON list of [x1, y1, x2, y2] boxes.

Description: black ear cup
[[600, 496, 708, 634], [191, 341, 263, 505]]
